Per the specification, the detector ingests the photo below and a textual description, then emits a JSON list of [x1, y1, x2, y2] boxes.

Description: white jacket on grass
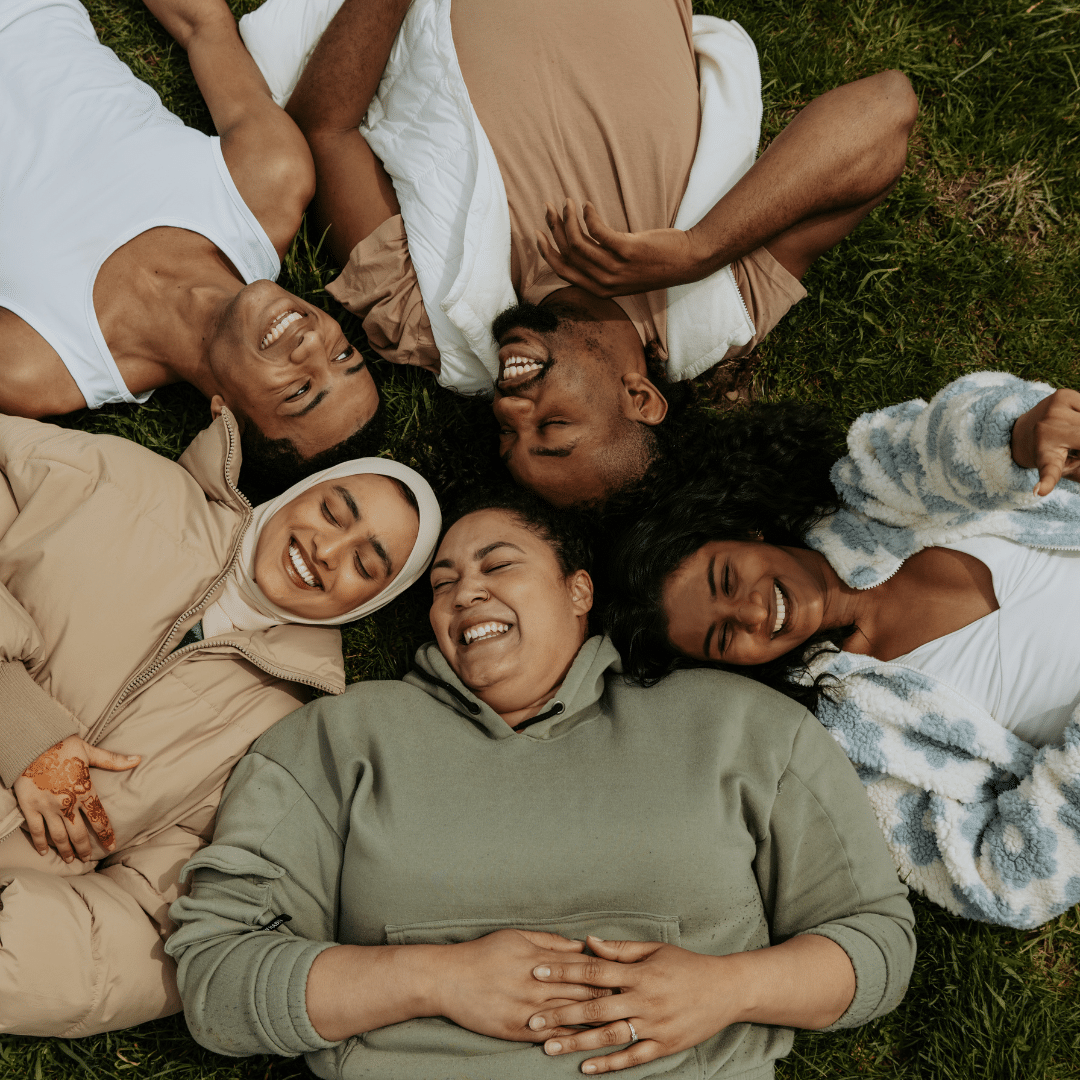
[[240, 0, 762, 393], [804, 371, 1080, 928]]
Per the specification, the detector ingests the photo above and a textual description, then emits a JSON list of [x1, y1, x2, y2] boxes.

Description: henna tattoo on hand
[[22, 741, 105, 837], [81, 795, 115, 849]]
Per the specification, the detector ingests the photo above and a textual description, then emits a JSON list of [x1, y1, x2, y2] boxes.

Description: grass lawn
[[2, 0, 1079, 1076]]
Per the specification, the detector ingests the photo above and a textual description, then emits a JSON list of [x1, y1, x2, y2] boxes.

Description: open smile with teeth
[[499, 357, 545, 384], [772, 584, 787, 635], [289, 541, 321, 589], [462, 621, 511, 645], [261, 310, 304, 350]]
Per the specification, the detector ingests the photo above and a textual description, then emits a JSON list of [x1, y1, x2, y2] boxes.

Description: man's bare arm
[[286, 0, 412, 267], [539, 70, 918, 294], [144, 0, 314, 258]]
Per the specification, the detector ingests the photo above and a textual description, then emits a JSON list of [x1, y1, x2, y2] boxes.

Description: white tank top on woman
[[0, 0, 280, 408], [892, 535, 1080, 748]]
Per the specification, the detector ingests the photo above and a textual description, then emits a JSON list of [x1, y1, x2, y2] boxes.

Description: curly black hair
[[440, 484, 593, 578], [235, 397, 388, 504], [602, 401, 851, 710]]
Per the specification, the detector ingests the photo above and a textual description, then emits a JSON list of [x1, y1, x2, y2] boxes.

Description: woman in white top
[[606, 371, 1080, 927]]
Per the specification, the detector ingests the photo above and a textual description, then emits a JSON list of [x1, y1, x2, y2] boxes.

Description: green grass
[[3, 0, 1078, 1076]]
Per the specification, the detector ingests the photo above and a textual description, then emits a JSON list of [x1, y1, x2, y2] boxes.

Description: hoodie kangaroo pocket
[[384, 909, 681, 946]]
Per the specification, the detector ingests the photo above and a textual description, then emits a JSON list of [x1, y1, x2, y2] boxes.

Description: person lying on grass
[[606, 370, 1080, 929], [237, 0, 918, 506], [166, 489, 914, 1079], [0, 0, 394, 494], [0, 402, 439, 1037]]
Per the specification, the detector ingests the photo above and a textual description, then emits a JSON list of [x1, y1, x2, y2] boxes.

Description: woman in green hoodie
[[167, 490, 914, 1080]]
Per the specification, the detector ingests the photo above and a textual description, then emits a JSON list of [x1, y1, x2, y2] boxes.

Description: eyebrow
[[371, 536, 392, 576], [702, 556, 717, 657], [333, 485, 360, 521], [430, 540, 526, 572], [292, 357, 367, 418]]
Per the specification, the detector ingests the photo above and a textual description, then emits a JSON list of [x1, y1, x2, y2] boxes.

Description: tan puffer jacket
[[0, 411, 346, 1036]]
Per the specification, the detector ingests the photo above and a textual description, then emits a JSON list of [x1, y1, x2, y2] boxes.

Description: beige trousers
[[0, 824, 190, 1036]]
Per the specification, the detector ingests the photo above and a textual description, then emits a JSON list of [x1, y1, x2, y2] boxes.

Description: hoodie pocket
[[384, 909, 681, 946]]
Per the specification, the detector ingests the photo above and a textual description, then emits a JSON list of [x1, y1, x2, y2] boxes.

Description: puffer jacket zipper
[[92, 410, 337, 744]]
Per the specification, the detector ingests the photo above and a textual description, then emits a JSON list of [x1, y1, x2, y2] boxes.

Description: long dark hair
[[603, 402, 849, 711]]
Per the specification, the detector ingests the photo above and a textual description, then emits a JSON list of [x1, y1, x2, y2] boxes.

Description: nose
[[731, 590, 768, 633], [453, 572, 489, 607], [493, 394, 532, 421], [313, 529, 347, 568], [287, 323, 326, 366]]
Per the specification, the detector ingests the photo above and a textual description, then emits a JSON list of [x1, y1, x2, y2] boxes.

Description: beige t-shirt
[[327, 0, 701, 373]]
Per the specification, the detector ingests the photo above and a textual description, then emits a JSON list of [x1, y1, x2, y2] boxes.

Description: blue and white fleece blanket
[[803, 371, 1080, 928]]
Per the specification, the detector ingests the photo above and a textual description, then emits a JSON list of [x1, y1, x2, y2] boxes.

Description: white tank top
[[893, 535, 1080, 747], [0, 0, 280, 408]]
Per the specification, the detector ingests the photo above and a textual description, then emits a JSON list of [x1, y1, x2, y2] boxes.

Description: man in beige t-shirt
[[289, 0, 917, 505]]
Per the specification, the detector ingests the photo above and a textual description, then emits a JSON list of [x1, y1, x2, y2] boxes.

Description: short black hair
[[236, 397, 387, 504], [440, 485, 592, 578]]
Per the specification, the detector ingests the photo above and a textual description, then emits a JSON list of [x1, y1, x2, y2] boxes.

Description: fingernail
[[64, 855, 73, 863], [583, 1065, 598, 1074], [36, 848, 46, 856], [546, 1041, 563, 1054], [534, 966, 551, 978], [529, 1016, 546, 1031]]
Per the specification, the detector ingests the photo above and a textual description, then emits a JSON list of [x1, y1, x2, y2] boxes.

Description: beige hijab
[[201, 458, 441, 637]]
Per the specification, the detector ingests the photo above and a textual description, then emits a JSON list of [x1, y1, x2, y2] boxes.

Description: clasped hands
[[536, 199, 709, 297], [446, 930, 734, 1076], [13, 734, 139, 863]]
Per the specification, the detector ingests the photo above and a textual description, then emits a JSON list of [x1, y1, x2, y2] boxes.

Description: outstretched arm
[[539, 70, 918, 295], [285, 0, 411, 267], [143, 0, 314, 258]]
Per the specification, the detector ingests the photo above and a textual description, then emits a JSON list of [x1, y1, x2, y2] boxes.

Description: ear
[[621, 372, 668, 426], [568, 569, 595, 616], [211, 394, 245, 432]]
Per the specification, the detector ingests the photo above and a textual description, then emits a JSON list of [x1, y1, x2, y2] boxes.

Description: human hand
[[526, 935, 735, 1074], [434, 929, 613, 1042], [536, 200, 704, 297], [1010, 388, 1080, 495], [13, 736, 140, 862]]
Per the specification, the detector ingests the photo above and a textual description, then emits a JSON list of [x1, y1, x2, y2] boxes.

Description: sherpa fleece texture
[[804, 371, 1080, 928]]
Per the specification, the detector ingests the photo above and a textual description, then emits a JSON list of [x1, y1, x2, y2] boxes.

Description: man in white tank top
[[0, 0, 401, 492]]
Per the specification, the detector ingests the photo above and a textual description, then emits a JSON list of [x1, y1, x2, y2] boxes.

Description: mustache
[[491, 301, 561, 342]]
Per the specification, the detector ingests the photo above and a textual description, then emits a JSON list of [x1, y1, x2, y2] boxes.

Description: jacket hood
[[404, 635, 621, 739]]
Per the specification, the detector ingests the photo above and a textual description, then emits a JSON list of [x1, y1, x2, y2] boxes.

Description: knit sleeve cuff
[[0, 661, 79, 787]]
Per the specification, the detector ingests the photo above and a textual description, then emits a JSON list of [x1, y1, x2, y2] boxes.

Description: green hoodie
[[167, 636, 914, 1080]]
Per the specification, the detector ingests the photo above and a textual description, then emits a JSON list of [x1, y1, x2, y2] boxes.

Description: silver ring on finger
[[625, 1020, 639, 1044]]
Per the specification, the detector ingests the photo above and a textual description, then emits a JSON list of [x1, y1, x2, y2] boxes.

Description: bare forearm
[[287, 0, 413, 136], [305, 129, 400, 265], [686, 70, 915, 276], [144, 0, 274, 136], [724, 934, 855, 1030], [306, 942, 443, 1041]]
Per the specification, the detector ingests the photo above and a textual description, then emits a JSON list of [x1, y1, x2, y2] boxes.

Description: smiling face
[[429, 509, 593, 726], [254, 474, 420, 621], [208, 280, 379, 460], [662, 540, 830, 666], [491, 291, 667, 506]]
